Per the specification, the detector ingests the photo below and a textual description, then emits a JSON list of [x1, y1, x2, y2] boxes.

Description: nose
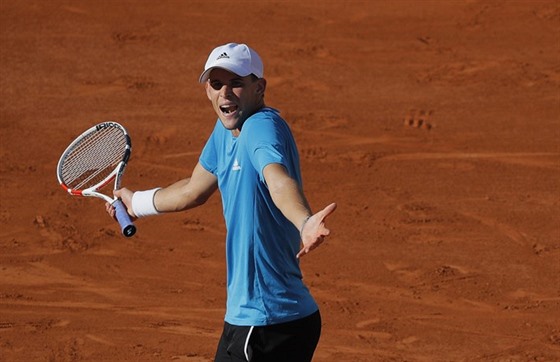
[[219, 84, 233, 98]]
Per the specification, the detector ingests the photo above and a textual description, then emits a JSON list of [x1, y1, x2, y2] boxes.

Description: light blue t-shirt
[[199, 107, 318, 326]]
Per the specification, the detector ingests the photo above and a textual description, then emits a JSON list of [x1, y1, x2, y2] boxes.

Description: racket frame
[[56, 122, 136, 237]]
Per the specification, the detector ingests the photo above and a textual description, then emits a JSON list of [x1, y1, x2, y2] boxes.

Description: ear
[[205, 82, 212, 100], [255, 78, 267, 95]]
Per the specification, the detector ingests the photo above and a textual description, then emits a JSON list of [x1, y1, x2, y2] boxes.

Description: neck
[[231, 102, 267, 137]]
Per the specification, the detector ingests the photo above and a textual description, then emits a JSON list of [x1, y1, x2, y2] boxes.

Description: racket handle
[[113, 199, 136, 237]]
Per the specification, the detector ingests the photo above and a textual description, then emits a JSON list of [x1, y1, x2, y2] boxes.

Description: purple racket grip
[[113, 199, 136, 237]]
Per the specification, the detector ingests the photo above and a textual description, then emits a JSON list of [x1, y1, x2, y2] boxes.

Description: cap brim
[[198, 69, 212, 83], [198, 64, 253, 83]]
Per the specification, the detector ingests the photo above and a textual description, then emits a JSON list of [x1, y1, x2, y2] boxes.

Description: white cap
[[199, 43, 264, 83]]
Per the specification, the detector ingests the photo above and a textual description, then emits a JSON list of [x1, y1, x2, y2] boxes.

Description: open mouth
[[220, 105, 238, 115]]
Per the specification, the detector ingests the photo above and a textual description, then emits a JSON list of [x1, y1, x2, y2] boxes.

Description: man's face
[[205, 68, 265, 136]]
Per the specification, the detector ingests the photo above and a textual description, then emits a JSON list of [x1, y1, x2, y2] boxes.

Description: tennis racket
[[57, 121, 136, 237]]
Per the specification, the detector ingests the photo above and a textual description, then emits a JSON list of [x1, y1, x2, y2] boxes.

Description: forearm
[[263, 164, 336, 258], [154, 178, 206, 212], [135, 162, 218, 216], [268, 175, 312, 233]]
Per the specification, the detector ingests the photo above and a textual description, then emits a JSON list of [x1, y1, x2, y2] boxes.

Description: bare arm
[[263, 163, 336, 258], [154, 162, 218, 212], [110, 162, 218, 217]]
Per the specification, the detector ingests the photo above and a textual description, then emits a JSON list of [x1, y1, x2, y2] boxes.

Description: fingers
[[304, 203, 335, 239], [297, 245, 310, 258], [297, 236, 324, 258], [319, 202, 337, 221], [113, 188, 133, 207], [105, 201, 116, 219], [113, 188, 123, 199], [296, 238, 323, 259], [297, 202, 336, 258], [107, 188, 134, 220]]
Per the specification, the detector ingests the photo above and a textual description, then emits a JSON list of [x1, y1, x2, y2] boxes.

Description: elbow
[[192, 193, 210, 207], [186, 188, 215, 209]]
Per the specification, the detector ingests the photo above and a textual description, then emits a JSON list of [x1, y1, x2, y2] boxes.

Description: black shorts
[[214, 310, 321, 362]]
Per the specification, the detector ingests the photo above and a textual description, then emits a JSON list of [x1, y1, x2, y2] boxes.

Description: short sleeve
[[243, 113, 290, 183], [199, 122, 220, 175]]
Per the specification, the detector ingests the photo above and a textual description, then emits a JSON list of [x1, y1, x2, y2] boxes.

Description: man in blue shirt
[[110, 43, 337, 362]]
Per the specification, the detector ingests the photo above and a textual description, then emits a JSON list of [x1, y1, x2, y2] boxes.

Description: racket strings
[[60, 127, 127, 190]]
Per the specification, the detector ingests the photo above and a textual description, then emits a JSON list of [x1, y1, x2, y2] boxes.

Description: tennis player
[[109, 42, 336, 361]]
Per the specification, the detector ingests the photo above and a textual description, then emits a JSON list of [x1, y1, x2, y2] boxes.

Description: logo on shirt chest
[[232, 158, 241, 171]]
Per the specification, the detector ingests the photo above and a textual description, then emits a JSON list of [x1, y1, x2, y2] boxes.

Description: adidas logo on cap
[[217, 52, 230, 60]]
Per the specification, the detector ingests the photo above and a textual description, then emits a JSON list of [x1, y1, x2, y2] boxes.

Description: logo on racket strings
[[96, 122, 119, 130]]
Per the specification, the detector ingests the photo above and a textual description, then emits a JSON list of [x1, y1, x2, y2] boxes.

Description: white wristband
[[132, 188, 162, 218]]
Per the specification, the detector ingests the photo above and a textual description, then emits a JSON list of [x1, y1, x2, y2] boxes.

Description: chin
[[220, 119, 241, 130]]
